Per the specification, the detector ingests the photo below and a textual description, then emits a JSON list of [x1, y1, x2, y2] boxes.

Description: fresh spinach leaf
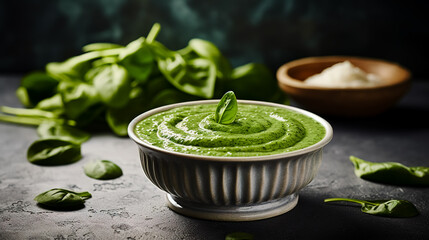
[[58, 82, 100, 120], [226, 63, 277, 101], [46, 48, 121, 82], [35, 94, 64, 115], [324, 198, 419, 218], [82, 42, 123, 52], [73, 103, 106, 128], [0, 23, 283, 139], [83, 160, 123, 180], [1, 106, 57, 119], [91, 56, 118, 68], [158, 53, 217, 99], [188, 38, 232, 79], [0, 114, 61, 126], [215, 91, 237, 124], [118, 24, 160, 84], [37, 121, 90, 144], [46, 51, 100, 81], [27, 139, 82, 166], [350, 156, 429, 186], [16, 72, 59, 107], [92, 64, 131, 108], [34, 188, 91, 208], [105, 88, 145, 136], [188, 38, 222, 62], [0, 106, 74, 126], [225, 232, 254, 240], [119, 37, 155, 84]]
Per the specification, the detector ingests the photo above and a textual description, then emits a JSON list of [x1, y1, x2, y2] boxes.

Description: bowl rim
[[276, 55, 411, 90], [128, 100, 333, 162]]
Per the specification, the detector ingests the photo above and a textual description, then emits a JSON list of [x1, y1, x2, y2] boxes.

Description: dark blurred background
[[1, 0, 428, 78]]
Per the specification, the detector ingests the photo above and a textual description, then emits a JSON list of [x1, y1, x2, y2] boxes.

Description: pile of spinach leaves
[[0, 23, 284, 210], [0, 23, 286, 137]]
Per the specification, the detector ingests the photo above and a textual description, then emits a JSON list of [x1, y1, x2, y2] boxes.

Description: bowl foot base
[[166, 193, 299, 221]]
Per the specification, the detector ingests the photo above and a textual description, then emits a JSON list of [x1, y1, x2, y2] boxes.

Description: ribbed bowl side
[[139, 146, 323, 207]]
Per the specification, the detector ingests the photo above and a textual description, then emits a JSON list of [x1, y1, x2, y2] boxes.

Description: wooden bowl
[[276, 56, 411, 117]]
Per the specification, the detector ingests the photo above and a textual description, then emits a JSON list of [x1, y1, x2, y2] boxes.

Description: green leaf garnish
[[83, 160, 123, 180], [324, 198, 419, 218], [215, 91, 237, 124], [350, 156, 429, 186]]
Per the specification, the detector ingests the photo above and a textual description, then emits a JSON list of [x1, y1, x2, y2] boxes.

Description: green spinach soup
[[134, 103, 326, 157]]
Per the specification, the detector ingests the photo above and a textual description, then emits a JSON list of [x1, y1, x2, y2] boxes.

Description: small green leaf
[[93, 64, 131, 108], [35, 94, 64, 116], [349, 156, 429, 186], [27, 139, 82, 166], [188, 38, 232, 79], [58, 82, 100, 120], [215, 91, 237, 124], [37, 121, 90, 144], [158, 51, 217, 99], [46, 51, 99, 81], [83, 160, 123, 180], [119, 37, 155, 84], [189, 39, 221, 60], [17, 72, 59, 107], [34, 188, 91, 208], [225, 232, 254, 240], [324, 198, 419, 218]]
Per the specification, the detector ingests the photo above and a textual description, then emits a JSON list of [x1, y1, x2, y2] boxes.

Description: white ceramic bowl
[[128, 100, 333, 221]]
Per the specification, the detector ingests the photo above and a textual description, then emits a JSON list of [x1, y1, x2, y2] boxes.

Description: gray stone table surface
[[1, 75, 428, 240]]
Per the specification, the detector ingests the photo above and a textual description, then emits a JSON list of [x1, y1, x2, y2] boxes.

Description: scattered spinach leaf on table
[[83, 160, 123, 180], [34, 188, 91, 209], [350, 156, 429, 186], [324, 198, 419, 218], [215, 91, 237, 124], [27, 139, 82, 166]]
